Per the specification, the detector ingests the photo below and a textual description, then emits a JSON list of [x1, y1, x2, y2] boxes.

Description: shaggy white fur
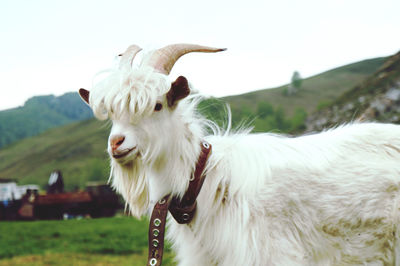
[[82, 50, 400, 266]]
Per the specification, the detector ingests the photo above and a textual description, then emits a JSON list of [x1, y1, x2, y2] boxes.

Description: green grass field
[[0, 216, 176, 266]]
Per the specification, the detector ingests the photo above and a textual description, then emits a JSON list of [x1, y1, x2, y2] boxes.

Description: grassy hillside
[[223, 57, 386, 116], [0, 119, 109, 190], [306, 51, 400, 131], [0, 93, 93, 149], [0, 56, 388, 187], [199, 57, 386, 133]]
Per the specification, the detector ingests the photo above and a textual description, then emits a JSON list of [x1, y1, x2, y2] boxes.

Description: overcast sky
[[1, 0, 400, 111]]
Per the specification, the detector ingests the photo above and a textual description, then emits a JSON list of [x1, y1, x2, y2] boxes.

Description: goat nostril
[[110, 135, 125, 151]]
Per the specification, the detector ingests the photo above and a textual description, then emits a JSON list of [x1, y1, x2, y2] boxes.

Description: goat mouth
[[112, 147, 136, 159]]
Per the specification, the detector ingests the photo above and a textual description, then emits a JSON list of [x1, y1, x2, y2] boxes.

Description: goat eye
[[154, 102, 163, 111]]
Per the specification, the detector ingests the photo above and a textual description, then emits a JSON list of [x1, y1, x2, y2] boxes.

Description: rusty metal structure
[[17, 185, 120, 220], [0, 172, 121, 221]]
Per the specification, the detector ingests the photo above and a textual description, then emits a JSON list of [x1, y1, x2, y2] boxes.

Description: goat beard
[[109, 159, 149, 218]]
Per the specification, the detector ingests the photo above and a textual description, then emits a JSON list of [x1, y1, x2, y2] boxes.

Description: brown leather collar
[[147, 140, 212, 266], [169, 140, 212, 224]]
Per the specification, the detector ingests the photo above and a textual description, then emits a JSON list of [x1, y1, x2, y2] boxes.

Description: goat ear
[[167, 76, 190, 108], [79, 88, 90, 105]]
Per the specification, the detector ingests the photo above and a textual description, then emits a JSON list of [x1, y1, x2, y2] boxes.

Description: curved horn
[[144, 44, 226, 74], [119, 44, 142, 68]]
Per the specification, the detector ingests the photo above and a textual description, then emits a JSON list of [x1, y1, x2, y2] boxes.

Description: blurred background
[[1, 0, 400, 265]]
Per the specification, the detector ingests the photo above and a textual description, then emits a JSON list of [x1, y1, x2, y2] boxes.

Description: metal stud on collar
[[152, 239, 159, 247], [182, 213, 190, 221], [202, 141, 210, 149], [154, 218, 161, 227], [149, 258, 157, 266], [158, 198, 166, 204]]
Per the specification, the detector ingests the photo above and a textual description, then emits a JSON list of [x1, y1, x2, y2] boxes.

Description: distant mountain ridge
[[0, 57, 386, 149], [0, 92, 93, 148], [0, 55, 392, 188]]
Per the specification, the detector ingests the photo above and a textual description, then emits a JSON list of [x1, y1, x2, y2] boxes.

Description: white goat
[[79, 44, 400, 266]]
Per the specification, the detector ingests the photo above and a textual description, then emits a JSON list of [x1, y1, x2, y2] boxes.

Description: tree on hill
[[286, 71, 303, 96]]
